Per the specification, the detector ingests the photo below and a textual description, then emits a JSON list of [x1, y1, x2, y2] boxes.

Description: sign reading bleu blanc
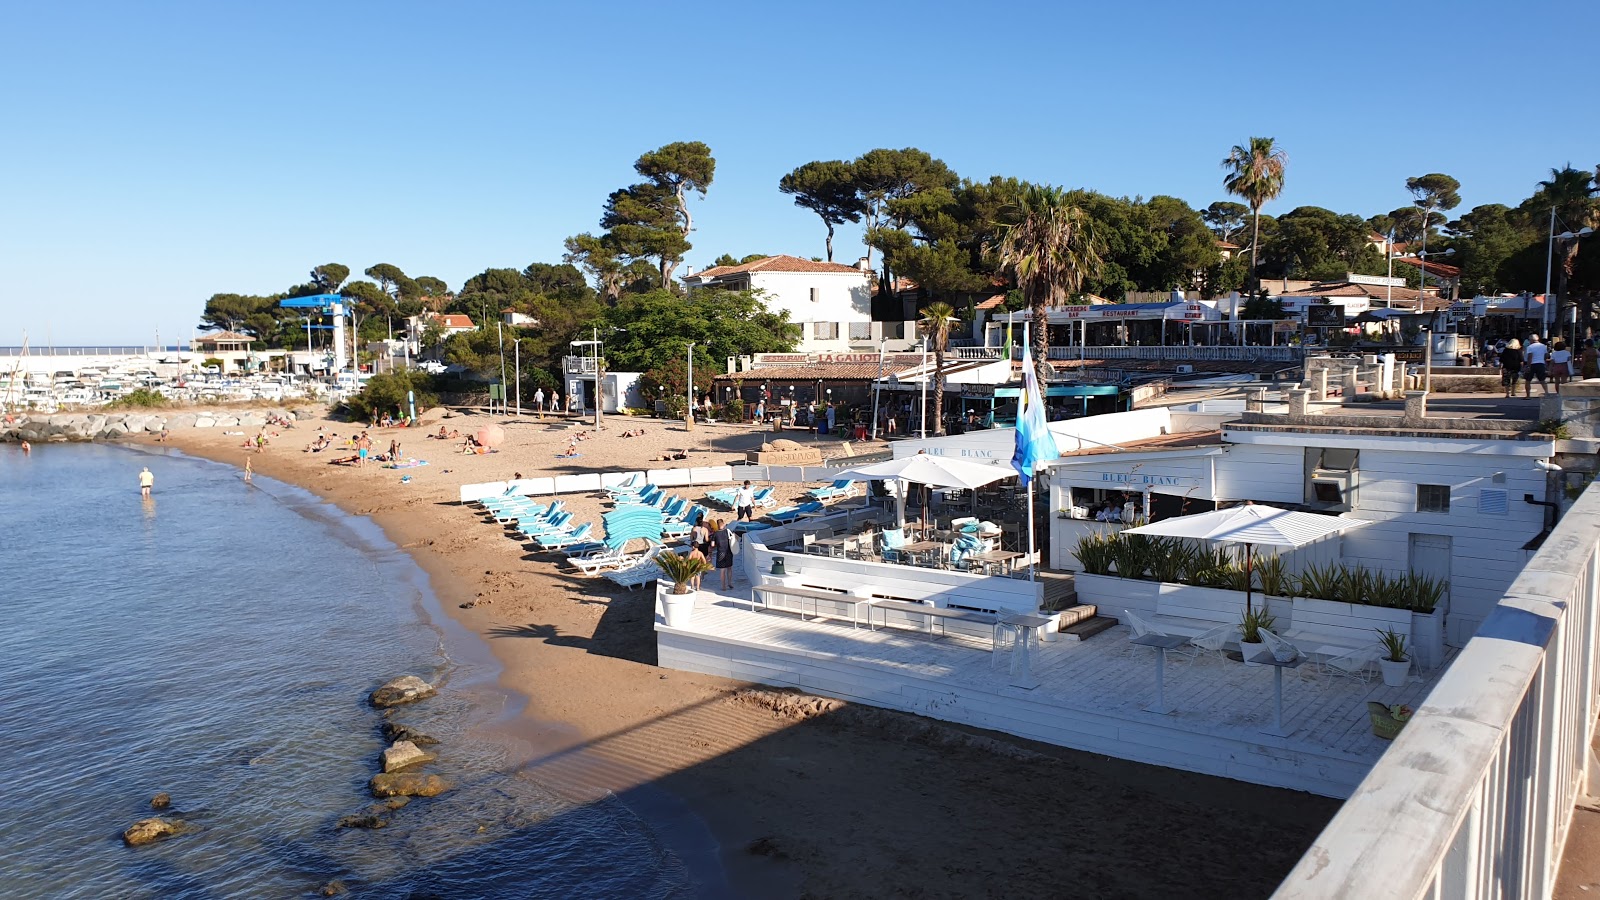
[[1100, 472, 1183, 486]]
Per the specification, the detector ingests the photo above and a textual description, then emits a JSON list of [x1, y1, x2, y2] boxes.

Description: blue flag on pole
[[1012, 340, 1059, 488]]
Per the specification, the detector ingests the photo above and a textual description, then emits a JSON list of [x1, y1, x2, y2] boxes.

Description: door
[[1409, 533, 1454, 640]]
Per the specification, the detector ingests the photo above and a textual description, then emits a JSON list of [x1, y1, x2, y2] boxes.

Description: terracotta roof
[[437, 314, 474, 329], [1215, 240, 1240, 250], [691, 254, 865, 279], [1279, 282, 1427, 302], [975, 294, 1008, 310], [1390, 257, 1461, 279], [197, 331, 252, 343]]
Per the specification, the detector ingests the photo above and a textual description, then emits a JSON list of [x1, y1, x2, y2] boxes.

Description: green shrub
[[1252, 553, 1291, 597], [1074, 532, 1117, 576], [343, 371, 439, 421], [1110, 533, 1155, 581], [1147, 538, 1196, 584], [1239, 606, 1277, 644], [108, 388, 168, 409], [720, 398, 745, 423], [1402, 573, 1446, 613]]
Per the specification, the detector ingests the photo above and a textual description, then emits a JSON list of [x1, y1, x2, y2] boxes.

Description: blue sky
[[1, 1, 1589, 343]]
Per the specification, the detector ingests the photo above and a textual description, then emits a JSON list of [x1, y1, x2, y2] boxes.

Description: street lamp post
[[919, 334, 929, 439], [685, 342, 694, 432]]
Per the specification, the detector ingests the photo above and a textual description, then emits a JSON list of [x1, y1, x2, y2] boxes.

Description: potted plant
[[656, 551, 711, 629], [1237, 607, 1276, 665], [1377, 628, 1410, 687]]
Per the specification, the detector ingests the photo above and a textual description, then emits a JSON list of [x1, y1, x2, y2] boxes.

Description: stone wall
[[1, 409, 306, 443]]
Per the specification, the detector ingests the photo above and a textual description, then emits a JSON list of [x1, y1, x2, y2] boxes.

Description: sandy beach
[[163, 406, 1337, 899]]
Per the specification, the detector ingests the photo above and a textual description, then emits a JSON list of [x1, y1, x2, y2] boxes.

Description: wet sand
[[164, 407, 1337, 899]]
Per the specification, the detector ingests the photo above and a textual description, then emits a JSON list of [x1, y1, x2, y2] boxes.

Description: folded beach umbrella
[[476, 423, 505, 449]]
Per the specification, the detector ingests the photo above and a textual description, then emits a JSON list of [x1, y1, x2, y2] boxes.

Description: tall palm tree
[[996, 185, 1104, 384], [1221, 137, 1289, 279], [918, 301, 958, 435], [1537, 166, 1599, 292]]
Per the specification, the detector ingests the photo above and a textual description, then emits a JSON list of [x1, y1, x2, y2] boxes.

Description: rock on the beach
[[336, 814, 387, 830], [319, 880, 348, 896], [379, 723, 439, 746], [381, 740, 436, 773], [193, 416, 215, 429], [123, 817, 186, 846], [150, 792, 171, 810], [368, 675, 435, 708], [369, 773, 450, 798]]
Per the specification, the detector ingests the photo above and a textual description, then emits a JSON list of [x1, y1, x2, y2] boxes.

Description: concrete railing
[[1275, 486, 1600, 899], [1045, 345, 1302, 362]]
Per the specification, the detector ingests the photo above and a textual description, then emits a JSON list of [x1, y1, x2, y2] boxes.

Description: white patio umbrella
[[834, 454, 1014, 528], [1122, 504, 1370, 613]]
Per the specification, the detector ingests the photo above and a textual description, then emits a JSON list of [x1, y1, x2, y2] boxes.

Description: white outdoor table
[[1252, 651, 1306, 736], [1130, 633, 1190, 713], [999, 613, 1052, 690]]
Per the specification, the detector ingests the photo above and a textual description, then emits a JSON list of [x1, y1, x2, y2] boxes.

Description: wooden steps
[[1060, 615, 1118, 642]]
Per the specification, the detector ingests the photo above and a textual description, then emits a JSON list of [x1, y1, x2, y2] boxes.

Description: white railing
[[1275, 487, 1600, 899], [947, 347, 1004, 360], [1045, 345, 1302, 362]]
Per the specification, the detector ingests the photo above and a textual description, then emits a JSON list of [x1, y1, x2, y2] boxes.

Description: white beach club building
[[1039, 402, 1554, 650]]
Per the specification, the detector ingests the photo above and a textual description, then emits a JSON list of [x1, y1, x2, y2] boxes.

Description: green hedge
[[1074, 531, 1444, 612]]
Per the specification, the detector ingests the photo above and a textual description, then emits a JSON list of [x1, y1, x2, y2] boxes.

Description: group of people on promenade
[[1488, 334, 1596, 398]]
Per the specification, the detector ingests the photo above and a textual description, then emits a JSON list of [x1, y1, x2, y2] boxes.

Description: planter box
[[1072, 573, 1159, 618], [1410, 609, 1444, 669], [1265, 595, 1294, 625], [1293, 596, 1411, 629], [656, 580, 698, 629]]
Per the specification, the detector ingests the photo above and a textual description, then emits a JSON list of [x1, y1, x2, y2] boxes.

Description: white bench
[[1283, 598, 1411, 661], [1148, 584, 1249, 638], [867, 599, 998, 643], [753, 583, 872, 627]]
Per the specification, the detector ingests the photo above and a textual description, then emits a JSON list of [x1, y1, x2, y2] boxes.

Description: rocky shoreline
[[2, 409, 309, 443]]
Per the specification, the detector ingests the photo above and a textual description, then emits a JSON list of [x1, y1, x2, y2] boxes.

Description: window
[[813, 322, 839, 340], [810, 287, 821, 303], [1417, 484, 1451, 513], [849, 322, 873, 341]]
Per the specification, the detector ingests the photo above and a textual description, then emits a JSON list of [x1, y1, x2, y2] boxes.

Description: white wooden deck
[[656, 586, 1447, 798]]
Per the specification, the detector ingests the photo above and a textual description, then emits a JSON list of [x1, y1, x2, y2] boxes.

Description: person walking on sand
[[534, 387, 545, 416], [244, 457, 253, 484], [356, 432, 372, 465], [734, 480, 755, 522], [138, 466, 154, 498], [710, 519, 735, 590]]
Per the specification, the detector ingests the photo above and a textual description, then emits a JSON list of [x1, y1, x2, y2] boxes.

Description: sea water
[[0, 444, 690, 898]]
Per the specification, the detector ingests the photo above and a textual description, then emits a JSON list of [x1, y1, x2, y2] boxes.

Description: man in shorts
[[734, 480, 756, 522], [1524, 334, 1551, 397]]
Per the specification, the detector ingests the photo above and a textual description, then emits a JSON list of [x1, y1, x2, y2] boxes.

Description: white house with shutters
[[682, 255, 913, 354]]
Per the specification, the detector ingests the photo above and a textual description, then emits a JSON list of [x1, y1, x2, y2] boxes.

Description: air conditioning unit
[[1175, 364, 1195, 374]]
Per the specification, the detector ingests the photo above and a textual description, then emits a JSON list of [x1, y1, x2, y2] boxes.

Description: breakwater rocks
[[1, 409, 307, 443]]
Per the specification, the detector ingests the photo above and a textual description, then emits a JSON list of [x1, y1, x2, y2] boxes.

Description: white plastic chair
[[1319, 645, 1380, 683], [1188, 623, 1238, 665], [1124, 610, 1166, 639], [1259, 628, 1301, 663]]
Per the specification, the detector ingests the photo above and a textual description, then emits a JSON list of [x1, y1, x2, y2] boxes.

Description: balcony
[[563, 356, 600, 376], [1046, 345, 1303, 363]]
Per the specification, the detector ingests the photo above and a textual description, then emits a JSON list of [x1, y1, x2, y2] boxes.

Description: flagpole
[[1024, 323, 1037, 581]]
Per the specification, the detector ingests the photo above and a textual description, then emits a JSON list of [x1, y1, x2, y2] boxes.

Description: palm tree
[[1221, 137, 1289, 279], [918, 301, 958, 435], [1535, 166, 1599, 302], [996, 185, 1104, 384]]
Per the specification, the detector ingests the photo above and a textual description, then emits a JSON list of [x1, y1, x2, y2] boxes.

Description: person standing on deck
[[138, 467, 154, 498], [709, 519, 736, 590]]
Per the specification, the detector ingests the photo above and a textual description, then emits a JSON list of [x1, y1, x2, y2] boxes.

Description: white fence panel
[[648, 468, 693, 487], [690, 466, 735, 484], [599, 471, 646, 489], [553, 473, 602, 493]]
